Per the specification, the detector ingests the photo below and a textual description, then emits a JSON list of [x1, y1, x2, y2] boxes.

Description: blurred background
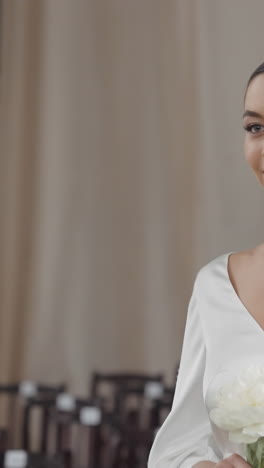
[[2, 0, 264, 392], [1, 0, 264, 465]]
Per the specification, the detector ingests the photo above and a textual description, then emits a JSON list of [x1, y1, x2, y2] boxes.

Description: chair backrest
[[0, 383, 66, 400], [90, 372, 164, 413], [149, 386, 174, 429], [0, 451, 64, 468], [114, 382, 172, 430], [0, 382, 67, 450], [47, 397, 104, 468], [106, 425, 155, 468]]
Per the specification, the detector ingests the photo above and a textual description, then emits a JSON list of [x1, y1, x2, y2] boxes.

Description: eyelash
[[243, 123, 264, 134]]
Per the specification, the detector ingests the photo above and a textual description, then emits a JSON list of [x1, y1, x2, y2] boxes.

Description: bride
[[148, 61, 264, 468]]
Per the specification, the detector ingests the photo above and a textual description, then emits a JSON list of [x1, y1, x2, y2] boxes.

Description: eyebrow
[[243, 110, 264, 119]]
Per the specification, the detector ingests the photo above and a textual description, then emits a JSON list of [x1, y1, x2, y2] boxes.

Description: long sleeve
[[148, 272, 221, 468]]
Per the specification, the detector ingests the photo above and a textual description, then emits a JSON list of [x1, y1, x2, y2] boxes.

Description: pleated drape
[[0, 0, 264, 393]]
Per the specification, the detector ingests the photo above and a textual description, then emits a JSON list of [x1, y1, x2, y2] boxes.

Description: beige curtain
[[1, 0, 264, 394]]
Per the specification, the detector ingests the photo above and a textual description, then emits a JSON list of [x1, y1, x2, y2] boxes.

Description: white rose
[[209, 365, 264, 444]]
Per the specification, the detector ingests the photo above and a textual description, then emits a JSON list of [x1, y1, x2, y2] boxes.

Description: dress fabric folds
[[148, 251, 264, 468]]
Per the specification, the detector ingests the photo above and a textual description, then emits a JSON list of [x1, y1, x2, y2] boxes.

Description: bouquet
[[209, 365, 264, 468]]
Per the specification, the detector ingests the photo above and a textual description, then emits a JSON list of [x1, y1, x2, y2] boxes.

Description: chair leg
[[62, 449, 72, 468], [21, 405, 30, 450], [40, 407, 49, 453], [88, 427, 101, 468]]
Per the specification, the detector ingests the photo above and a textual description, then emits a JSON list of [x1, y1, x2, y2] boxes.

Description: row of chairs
[[0, 369, 178, 468]]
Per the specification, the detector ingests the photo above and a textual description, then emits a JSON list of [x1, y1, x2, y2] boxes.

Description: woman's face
[[244, 73, 264, 186]]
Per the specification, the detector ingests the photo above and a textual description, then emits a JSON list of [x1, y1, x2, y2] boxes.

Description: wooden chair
[[46, 395, 104, 468], [0, 382, 66, 450], [150, 386, 174, 429], [113, 382, 174, 431], [0, 450, 64, 468], [90, 372, 164, 415], [105, 425, 155, 468]]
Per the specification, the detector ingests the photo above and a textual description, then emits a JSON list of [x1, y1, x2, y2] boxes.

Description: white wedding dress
[[148, 251, 264, 468]]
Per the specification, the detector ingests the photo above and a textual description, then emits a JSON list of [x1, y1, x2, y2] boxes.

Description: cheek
[[244, 137, 260, 168]]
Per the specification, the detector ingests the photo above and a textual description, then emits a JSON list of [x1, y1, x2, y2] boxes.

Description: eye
[[244, 123, 264, 134]]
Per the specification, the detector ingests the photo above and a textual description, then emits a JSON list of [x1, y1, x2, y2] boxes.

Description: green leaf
[[247, 438, 264, 468]]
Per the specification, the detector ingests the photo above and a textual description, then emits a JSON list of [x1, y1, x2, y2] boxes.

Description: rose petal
[[243, 423, 264, 437], [229, 429, 258, 444], [210, 406, 264, 431]]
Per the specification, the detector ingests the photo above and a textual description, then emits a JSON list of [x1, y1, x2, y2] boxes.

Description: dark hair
[[246, 61, 264, 90]]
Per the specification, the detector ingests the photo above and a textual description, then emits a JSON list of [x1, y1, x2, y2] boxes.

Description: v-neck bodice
[[225, 251, 264, 336], [148, 251, 264, 468], [203, 252, 264, 458]]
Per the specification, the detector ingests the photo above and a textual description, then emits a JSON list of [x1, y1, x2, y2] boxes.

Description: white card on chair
[[79, 407, 101, 426], [144, 382, 164, 399], [19, 381, 37, 398], [4, 450, 28, 468], [56, 393, 76, 411]]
